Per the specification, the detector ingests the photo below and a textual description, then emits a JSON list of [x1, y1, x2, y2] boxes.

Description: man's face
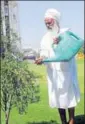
[[44, 17, 55, 29]]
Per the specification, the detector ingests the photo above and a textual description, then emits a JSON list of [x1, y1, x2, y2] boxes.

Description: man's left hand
[[34, 57, 43, 65]]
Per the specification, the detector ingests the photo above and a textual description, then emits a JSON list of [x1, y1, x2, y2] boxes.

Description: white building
[[1, 1, 21, 52]]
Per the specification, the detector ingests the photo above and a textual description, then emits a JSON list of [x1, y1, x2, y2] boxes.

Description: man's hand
[[53, 37, 60, 44], [34, 57, 43, 65]]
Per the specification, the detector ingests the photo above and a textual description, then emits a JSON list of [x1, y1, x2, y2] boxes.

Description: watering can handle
[[67, 31, 81, 40]]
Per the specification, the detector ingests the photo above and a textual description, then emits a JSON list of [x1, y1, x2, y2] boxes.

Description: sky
[[18, 1, 84, 49]]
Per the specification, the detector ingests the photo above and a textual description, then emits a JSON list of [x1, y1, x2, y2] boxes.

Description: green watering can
[[42, 31, 84, 62]]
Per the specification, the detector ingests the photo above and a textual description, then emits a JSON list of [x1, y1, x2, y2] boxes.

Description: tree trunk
[[5, 107, 11, 124], [5, 112, 9, 124], [5, 94, 12, 124]]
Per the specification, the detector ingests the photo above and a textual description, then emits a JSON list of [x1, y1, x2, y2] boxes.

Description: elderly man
[[35, 8, 80, 124]]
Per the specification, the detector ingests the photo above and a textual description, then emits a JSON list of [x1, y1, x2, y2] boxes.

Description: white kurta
[[40, 28, 80, 109]]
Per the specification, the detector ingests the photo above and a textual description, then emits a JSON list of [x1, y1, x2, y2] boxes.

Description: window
[[4, 0, 8, 6], [13, 14, 16, 20], [4, 5, 9, 16]]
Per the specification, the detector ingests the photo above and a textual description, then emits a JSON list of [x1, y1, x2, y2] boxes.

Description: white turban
[[44, 8, 61, 23]]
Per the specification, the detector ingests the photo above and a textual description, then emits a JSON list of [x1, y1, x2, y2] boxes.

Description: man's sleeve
[[40, 37, 49, 59]]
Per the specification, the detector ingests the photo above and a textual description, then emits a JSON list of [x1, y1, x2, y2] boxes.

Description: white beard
[[47, 23, 59, 39]]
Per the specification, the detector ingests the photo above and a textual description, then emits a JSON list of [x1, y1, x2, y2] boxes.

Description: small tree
[[1, 26, 40, 124], [1, 53, 40, 124]]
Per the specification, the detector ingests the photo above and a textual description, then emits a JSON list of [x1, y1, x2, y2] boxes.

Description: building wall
[[1, 1, 6, 36], [1, 1, 21, 52]]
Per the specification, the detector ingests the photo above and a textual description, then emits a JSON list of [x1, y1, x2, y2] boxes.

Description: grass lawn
[[1, 59, 84, 124]]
